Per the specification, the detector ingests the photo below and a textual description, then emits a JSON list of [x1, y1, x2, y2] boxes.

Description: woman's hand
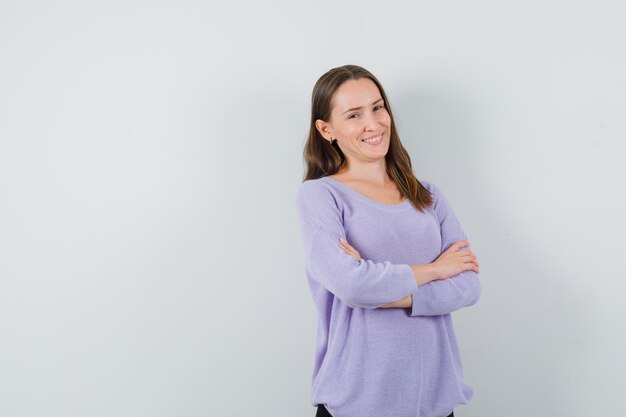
[[432, 240, 480, 280], [338, 237, 361, 261]]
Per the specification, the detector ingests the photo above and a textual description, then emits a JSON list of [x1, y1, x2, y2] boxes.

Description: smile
[[361, 134, 383, 145]]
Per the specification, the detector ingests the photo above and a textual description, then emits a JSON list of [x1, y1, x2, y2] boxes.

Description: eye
[[348, 113, 359, 119], [374, 105, 384, 111]]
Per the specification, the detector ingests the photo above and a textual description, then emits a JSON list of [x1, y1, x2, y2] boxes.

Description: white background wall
[[1, 1, 624, 416]]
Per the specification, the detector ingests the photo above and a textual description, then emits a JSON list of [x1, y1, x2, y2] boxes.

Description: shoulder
[[418, 179, 442, 199], [295, 177, 348, 233], [418, 178, 438, 191], [296, 178, 335, 206], [418, 179, 451, 212], [295, 177, 342, 218], [297, 177, 330, 196]]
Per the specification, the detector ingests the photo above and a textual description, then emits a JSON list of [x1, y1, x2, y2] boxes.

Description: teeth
[[362, 135, 382, 143]]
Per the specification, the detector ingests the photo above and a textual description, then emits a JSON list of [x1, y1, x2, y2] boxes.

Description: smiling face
[[315, 77, 391, 163]]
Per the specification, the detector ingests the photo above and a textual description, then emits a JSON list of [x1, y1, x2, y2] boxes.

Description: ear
[[315, 119, 333, 141]]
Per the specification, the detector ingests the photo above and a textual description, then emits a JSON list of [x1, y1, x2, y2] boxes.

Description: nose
[[363, 111, 378, 132]]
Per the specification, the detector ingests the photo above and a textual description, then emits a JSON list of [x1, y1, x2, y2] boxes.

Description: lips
[[361, 134, 383, 144]]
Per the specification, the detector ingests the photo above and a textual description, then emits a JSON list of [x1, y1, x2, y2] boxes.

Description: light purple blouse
[[295, 176, 481, 417]]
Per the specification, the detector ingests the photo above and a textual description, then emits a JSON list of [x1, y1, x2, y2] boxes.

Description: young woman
[[295, 65, 481, 417]]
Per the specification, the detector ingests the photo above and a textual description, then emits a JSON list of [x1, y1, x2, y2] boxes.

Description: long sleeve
[[409, 181, 481, 316], [295, 180, 418, 310]]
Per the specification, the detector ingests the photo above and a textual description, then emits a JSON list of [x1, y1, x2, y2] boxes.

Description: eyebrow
[[342, 98, 384, 114]]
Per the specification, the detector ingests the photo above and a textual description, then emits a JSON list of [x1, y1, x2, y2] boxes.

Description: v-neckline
[[321, 176, 411, 210]]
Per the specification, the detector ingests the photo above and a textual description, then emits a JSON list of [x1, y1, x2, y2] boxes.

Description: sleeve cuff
[[410, 286, 424, 317]]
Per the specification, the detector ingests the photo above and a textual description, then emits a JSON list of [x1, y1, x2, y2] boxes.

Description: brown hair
[[302, 64, 433, 212]]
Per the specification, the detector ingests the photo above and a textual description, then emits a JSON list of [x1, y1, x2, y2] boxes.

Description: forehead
[[331, 78, 381, 111]]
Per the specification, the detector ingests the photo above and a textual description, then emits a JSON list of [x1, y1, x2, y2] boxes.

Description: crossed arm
[[381, 294, 413, 309], [296, 180, 481, 316], [337, 237, 480, 311]]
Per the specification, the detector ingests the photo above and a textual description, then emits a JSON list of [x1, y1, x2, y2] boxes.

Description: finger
[[447, 241, 470, 252], [461, 259, 478, 272], [338, 241, 358, 257], [339, 244, 357, 258], [339, 238, 359, 254], [339, 244, 355, 257], [454, 250, 475, 259], [339, 237, 355, 250], [345, 246, 360, 258], [338, 238, 362, 261], [460, 254, 478, 262]]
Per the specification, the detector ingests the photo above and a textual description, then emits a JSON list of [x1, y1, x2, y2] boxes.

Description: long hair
[[302, 64, 433, 212]]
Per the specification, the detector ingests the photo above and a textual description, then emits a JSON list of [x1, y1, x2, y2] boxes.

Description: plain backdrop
[[1, 1, 625, 416]]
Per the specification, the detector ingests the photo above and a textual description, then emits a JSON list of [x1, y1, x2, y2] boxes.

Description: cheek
[[343, 124, 361, 136], [377, 112, 391, 126]]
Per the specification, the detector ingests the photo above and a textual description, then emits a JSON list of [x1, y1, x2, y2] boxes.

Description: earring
[[329, 137, 335, 144]]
